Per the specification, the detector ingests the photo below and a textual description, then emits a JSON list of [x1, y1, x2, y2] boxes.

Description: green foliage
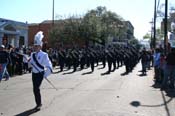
[[143, 28, 163, 40], [49, 6, 125, 47], [143, 33, 151, 39], [156, 28, 163, 40], [128, 38, 139, 45]]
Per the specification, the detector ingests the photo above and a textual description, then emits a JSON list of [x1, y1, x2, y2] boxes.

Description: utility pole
[[150, 19, 154, 48], [52, 0, 55, 27], [153, 0, 157, 49], [164, 0, 168, 55]]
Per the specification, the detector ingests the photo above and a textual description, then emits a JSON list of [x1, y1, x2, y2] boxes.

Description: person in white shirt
[[23, 53, 29, 73], [30, 31, 53, 110]]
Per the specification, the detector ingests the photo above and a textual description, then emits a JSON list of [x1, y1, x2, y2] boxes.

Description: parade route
[[0, 63, 175, 116]]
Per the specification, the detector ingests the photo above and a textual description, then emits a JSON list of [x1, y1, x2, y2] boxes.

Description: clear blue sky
[[1, 0, 175, 39]]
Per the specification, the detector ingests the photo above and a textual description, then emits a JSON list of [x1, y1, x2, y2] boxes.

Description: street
[[0, 63, 175, 116]]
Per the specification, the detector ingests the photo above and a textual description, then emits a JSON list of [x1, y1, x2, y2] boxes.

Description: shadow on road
[[120, 72, 129, 76], [15, 108, 39, 116], [130, 101, 141, 107], [62, 71, 75, 75], [101, 71, 111, 76], [137, 73, 147, 76], [151, 83, 162, 89], [130, 91, 173, 116], [82, 71, 93, 75], [152, 82, 175, 98], [165, 90, 175, 97]]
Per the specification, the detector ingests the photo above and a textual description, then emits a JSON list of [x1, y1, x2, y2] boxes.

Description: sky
[[0, 0, 175, 40]]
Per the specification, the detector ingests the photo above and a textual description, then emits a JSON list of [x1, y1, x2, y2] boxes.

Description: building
[[29, 19, 134, 48], [124, 21, 134, 40], [111, 21, 134, 43], [28, 20, 52, 47], [0, 18, 28, 47], [160, 12, 175, 47], [28, 20, 85, 48]]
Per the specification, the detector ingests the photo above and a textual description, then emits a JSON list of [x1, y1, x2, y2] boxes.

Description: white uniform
[[30, 50, 53, 78]]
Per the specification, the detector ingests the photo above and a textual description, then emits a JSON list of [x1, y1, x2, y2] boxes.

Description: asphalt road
[[0, 63, 175, 116]]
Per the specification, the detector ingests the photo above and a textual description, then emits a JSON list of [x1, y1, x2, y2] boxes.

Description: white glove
[[44, 68, 52, 78]]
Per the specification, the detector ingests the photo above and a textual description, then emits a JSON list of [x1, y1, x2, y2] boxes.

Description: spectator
[[0, 45, 11, 82], [153, 48, 161, 83], [161, 47, 175, 90]]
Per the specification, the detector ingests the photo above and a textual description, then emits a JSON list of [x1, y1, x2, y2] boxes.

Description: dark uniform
[[71, 49, 79, 72], [15, 50, 23, 75], [89, 49, 95, 72], [79, 49, 86, 70], [106, 49, 113, 74], [57, 50, 66, 72]]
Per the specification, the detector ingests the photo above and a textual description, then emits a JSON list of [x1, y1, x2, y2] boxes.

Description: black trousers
[[32, 71, 44, 106]]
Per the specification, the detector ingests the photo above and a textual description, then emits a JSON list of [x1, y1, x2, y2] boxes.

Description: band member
[[30, 31, 53, 110]]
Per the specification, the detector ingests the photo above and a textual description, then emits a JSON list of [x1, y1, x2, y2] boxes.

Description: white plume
[[34, 31, 44, 46]]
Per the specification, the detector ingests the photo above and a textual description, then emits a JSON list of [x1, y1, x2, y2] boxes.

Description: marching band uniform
[[30, 31, 53, 110]]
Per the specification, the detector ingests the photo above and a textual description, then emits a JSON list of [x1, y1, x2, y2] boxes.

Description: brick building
[[28, 20, 52, 47], [28, 20, 86, 48], [29, 19, 134, 48]]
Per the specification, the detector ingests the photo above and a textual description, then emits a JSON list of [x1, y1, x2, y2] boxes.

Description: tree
[[143, 28, 163, 40], [143, 33, 151, 39], [49, 17, 83, 48], [128, 38, 139, 46], [100, 9, 125, 43], [156, 28, 163, 40], [83, 6, 125, 45], [48, 6, 125, 48]]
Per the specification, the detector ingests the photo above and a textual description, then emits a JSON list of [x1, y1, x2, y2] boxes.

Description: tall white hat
[[34, 31, 44, 46]]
